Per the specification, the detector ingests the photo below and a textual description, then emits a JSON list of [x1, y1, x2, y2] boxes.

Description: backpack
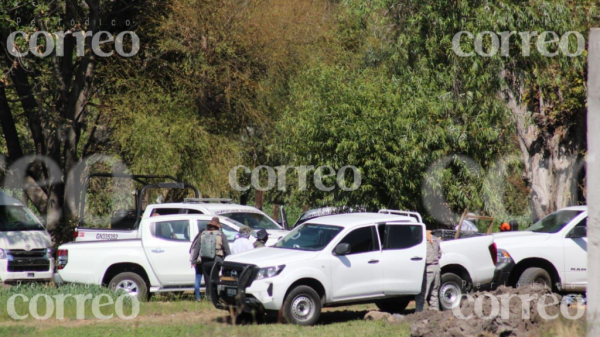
[[189, 233, 202, 263], [200, 231, 221, 259]]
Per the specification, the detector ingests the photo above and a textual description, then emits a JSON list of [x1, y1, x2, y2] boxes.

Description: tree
[[340, 0, 594, 221], [279, 63, 512, 221], [0, 0, 139, 229]]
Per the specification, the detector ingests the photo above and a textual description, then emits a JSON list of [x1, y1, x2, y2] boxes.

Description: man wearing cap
[[191, 217, 231, 298], [253, 229, 269, 248]]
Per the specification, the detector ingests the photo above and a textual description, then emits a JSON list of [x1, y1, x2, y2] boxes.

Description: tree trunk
[[586, 27, 600, 337], [254, 190, 263, 210], [525, 146, 582, 221], [504, 85, 586, 222]]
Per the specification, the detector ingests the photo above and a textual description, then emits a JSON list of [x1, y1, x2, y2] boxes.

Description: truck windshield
[[526, 210, 583, 233], [275, 223, 343, 251], [220, 212, 280, 230], [0, 206, 45, 231]]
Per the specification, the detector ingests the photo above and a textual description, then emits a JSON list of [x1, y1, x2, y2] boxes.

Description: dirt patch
[[397, 286, 582, 337]]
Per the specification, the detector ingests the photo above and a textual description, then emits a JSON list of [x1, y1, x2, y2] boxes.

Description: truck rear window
[[220, 212, 280, 230], [526, 210, 583, 233]]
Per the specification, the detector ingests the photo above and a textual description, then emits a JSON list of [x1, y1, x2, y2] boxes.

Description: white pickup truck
[[55, 214, 274, 298], [494, 206, 588, 293], [74, 200, 289, 244], [209, 211, 498, 324]]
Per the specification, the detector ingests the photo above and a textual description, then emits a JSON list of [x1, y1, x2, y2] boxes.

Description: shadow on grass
[[213, 308, 415, 326]]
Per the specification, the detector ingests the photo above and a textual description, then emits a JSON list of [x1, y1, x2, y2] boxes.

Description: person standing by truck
[[416, 230, 442, 312], [191, 217, 231, 297], [190, 227, 205, 301]]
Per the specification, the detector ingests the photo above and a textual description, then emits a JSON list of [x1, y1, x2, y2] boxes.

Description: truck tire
[[517, 267, 552, 289], [109, 272, 148, 301], [375, 297, 411, 313], [439, 272, 467, 311], [282, 285, 321, 326]]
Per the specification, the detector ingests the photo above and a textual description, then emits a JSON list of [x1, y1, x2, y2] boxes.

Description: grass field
[[0, 283, 588, 337], [0, 284, 411, 337]]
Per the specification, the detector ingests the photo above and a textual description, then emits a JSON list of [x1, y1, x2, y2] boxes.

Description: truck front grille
[[9, 249, 47, 258], [7, 249, 50, 272]]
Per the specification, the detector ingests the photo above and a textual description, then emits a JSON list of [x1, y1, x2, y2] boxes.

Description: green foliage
[[275, 0, 596, 224], [107, 81, 240, 197], [1, 0, 595, 225], [279, 62, 511, 223]]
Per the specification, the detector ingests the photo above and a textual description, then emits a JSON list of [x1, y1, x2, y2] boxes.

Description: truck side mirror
[[334, 243, 351, 256], [568, 226, 586, 239]]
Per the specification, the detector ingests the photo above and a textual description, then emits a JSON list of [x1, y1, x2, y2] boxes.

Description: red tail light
[[57, 249, 68, 270], [489, 243, 498, 265], [73, 231, 84, 239]]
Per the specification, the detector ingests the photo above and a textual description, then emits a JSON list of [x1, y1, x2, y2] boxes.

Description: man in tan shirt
[[415, 230, 441, 312]]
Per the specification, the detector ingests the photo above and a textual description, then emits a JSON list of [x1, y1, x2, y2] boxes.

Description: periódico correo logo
[[6, 30, 140, 58]]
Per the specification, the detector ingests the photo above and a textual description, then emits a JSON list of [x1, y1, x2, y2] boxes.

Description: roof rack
[[378, 209, 423, 223], [184, 198, 233, 204]]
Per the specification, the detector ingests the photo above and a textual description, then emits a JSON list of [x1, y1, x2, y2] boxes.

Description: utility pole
[[587, 28, 600, 337]]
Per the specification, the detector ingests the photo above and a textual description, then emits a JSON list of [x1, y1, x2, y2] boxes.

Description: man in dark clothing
[[253, 229, 269, 248], [190, 228, 205, 301], [191, 217, 231, 298]]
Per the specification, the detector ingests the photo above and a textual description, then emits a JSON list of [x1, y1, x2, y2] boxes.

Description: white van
[[0, 192, 54, 283]]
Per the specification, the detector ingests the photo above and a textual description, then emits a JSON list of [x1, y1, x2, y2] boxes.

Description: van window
[[0, 206, 45, 231]]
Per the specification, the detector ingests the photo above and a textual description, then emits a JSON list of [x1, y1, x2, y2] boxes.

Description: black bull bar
[[208, 261, 260, 313]]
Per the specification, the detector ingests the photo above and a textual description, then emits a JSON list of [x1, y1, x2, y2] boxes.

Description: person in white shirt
[[231, 226, 254, 255]]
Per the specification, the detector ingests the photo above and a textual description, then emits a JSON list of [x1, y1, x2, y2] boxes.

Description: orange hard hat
[[500, 222, 511, 231]]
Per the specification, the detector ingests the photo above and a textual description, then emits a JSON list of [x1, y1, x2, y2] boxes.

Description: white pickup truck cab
[[55, 214, 269, 298], [74, 201, 288, 244], [210, 211, 498, 324], [494, 206, 588, 292], [0, 192, 54, 283]]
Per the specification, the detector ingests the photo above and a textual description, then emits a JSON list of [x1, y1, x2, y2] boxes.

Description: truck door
[[330, 225, 383, 300], [143, 218, 194, 285], [563, 216, 587, 290], [379, 222, 426, 295]]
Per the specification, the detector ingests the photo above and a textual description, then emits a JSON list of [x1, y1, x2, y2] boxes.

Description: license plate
[[227, 288, 237, 297], [27, 273, 35, 278]]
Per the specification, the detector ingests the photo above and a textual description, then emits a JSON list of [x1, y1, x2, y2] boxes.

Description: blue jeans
[[195, 265, 203, 300]]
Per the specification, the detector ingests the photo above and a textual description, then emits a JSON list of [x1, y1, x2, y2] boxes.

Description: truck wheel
[[375, 297, 411, 313], [282, 286, 321, 326], [440, 273, 467, 311], [109, 272, 148, 301], [517, 267, 552, 289]]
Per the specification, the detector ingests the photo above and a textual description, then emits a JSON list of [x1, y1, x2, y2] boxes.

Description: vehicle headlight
[[46, 248, 53, 258], [497, 249, 513, 265], [255, 265, 285, 280], [0, 249, 6, 260]]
